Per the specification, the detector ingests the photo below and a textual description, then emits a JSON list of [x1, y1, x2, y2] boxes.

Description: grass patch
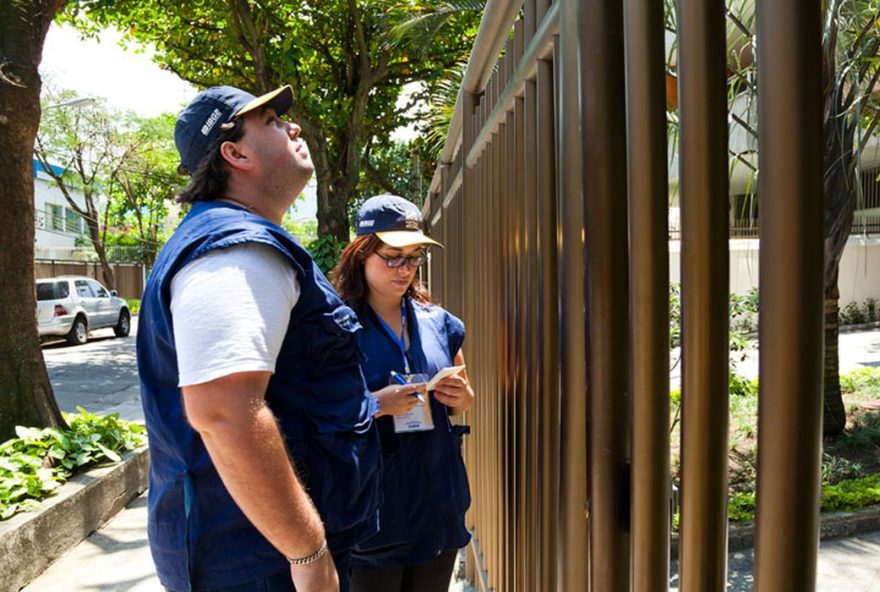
[[0, 408, 145, 520]]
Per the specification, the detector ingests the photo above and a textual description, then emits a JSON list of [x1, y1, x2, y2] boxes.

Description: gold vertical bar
[[754, 1, 824, 590], [625, 0, 671, 588], [677, 0, 730, 589], [558, 1, 589, 589], [537, 55, 559, 592]]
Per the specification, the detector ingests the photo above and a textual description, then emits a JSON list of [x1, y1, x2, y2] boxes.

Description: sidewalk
[[18, 487, 880, 591], [22, 490, 474, 591]]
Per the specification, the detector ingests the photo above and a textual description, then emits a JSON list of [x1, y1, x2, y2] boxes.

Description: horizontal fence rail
[[423, 0, 825, 590]]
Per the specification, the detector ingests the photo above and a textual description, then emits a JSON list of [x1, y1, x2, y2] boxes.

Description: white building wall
[[669, 236, 880, 307], [33, 166, 89, 257]]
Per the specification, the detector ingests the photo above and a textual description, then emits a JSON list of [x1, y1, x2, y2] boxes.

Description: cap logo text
[[201, 108, 223, 136], [360, 219, 375, 228]]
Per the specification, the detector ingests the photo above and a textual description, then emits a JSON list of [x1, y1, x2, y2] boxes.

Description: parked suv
[[36, 276, 131, 345]]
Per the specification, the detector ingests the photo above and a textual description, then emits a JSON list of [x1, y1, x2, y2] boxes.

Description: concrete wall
[[669, 235, 880, 306]]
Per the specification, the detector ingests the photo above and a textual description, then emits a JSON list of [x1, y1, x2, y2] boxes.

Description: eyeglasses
[[376, 252, 428, 268]]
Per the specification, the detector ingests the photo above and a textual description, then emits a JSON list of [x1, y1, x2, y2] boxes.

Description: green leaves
[[821, 473, 880, 512], [0, 409, 145, 521], [62, 0, 483, 237], [307, 234, 346, 275], [722, 470, 880, 524]]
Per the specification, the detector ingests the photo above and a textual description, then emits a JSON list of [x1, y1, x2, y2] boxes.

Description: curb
[[839, 320, 880, 333], [671, 505, 880, 559], [0, 446, 149, 592]]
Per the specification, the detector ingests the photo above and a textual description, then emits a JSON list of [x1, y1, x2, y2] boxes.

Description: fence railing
[[423, 0, 825, 590]]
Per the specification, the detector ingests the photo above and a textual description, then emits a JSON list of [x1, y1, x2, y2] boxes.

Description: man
[[137, 85, 417, 592]]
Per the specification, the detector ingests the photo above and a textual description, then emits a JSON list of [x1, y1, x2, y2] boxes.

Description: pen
[[390, 370, 426, 404]]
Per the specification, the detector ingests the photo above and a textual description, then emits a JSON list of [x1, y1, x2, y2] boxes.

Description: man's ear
[[219, 140, 253, 172]]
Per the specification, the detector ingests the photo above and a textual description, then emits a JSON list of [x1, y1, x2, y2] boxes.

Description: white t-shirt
[[170, 243, 300, 387]]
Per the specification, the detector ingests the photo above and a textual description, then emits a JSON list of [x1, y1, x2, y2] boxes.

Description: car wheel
[[114, 309, 131, 337], [67, 316, 88, 346]]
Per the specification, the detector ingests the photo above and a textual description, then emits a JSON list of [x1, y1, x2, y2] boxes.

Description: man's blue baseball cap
[[355, 194, 443, 248], [174, 85, 293, 175]]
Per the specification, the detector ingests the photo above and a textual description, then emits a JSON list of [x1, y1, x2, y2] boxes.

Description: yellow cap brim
[[234, 85, 293, 119], [376, 230, 444, 249]]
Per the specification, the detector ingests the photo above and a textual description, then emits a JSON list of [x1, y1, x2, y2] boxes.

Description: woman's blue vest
[[136, 201, 381, 591], [350, 298, 472, 569]]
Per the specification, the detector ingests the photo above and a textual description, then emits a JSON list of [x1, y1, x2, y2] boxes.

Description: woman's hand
[[433, 354, 474, 415], [373, 383, 424, 417]]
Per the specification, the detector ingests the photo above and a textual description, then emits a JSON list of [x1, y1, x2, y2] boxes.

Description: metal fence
[[422, 0, 824, 590]]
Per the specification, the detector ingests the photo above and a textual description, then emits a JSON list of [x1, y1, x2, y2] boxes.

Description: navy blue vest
[[350, 298, 472, 569], [137, 201, 381, 591]]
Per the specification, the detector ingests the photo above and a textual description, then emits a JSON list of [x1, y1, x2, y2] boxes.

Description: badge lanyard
[[375, 299, 411, 374]]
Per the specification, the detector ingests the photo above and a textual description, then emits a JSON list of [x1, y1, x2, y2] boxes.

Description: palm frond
[[388, 0, 485, 47]]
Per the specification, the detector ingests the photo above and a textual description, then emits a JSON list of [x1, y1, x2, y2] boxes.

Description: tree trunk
[[821, 42, 857, 438], [91, 230, 116, 290], [823, 290, 847, 435], [312, 140, 354, 243], [0, 0, 68, 440]]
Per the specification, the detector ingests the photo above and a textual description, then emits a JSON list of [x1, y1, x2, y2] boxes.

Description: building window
[[46, 203, 64, 232], [65, 208, 83, 235]]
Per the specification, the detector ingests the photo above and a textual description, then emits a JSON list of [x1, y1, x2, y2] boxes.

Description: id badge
[[390, 372, 434, 433]]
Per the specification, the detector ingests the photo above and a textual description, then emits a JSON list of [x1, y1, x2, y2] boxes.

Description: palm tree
[[820, 0, 880, 434]]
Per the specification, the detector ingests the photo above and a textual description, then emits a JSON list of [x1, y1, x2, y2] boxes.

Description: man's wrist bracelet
[[287, 539, 328, 566]]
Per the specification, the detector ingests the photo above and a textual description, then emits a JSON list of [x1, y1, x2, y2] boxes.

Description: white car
[[36, 276, 131, 345]]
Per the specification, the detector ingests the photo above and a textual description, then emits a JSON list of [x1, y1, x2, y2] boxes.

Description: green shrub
[[866, 298, 878, 323], [821, 473, 880, 512], [725, 475, 880, 523], [126, 298, 141, 314], [841, 301, 867, 325], [307, 235, 345, 276], [0, 408, 145, 520], [840, 367, 880, 396], [728, 491, 756, 523], [831, 426, 880, 452], [821, 453, 863, 484], [729, 373, 758, 399]]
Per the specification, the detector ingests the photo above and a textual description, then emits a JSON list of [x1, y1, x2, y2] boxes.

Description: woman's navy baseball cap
[[355, 194, 443, 248], [174, 85, 293, 175]]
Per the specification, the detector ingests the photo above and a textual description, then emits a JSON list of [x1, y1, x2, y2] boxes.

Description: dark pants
[[350, 549, 458, 592], [171, 549, 352, 592]]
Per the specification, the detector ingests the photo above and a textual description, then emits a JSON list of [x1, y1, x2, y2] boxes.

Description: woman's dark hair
[[330, 234, 434, 313], [176, 118, 247, 204]]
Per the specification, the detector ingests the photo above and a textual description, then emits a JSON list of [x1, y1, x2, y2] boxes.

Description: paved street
[[42, 316, 143, 422]]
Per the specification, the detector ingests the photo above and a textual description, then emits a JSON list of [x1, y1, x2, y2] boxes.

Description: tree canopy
[[63, 0, 481, 242], [35, 89, 182, 282]]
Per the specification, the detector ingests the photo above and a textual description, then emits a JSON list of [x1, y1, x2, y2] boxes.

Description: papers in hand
[[425, 365, 466, 391]]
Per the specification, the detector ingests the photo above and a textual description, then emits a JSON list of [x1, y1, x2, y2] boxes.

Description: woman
[[331, 194, 475, 592]]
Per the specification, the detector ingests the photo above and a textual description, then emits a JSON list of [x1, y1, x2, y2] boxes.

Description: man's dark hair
[[176, 118, 246, 204]]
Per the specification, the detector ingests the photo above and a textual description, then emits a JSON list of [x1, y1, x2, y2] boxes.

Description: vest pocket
[[306, 306, 366, 375], [302, 428, 382, 533]]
